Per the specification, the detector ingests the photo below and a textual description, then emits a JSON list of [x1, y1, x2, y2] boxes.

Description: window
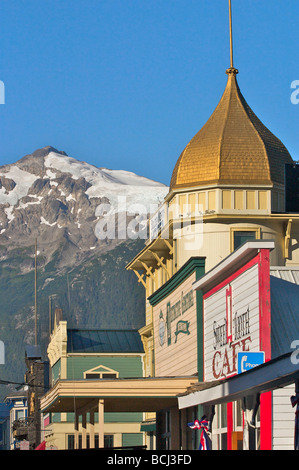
[[67, 434, 75, 450], [83, 365, 119, 379], [67, 433, 102, 449], [232, 400, 243, 450], [102, 373, 117, 379], [213, 404, 228, 450], [15, 409, 24, 420], [230, 228, 261, 252], [85, 372, 117, 379], [85, 373, 101, 379], [104, 434, 114, 448]]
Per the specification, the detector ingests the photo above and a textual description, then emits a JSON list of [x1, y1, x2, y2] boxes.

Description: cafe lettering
[[212, 308, 251, 378], [204, 262, 262, 382]]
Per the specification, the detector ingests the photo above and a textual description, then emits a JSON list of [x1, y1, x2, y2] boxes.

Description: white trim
[[178, 353, 299, 410], [192, 241, 275, 292]]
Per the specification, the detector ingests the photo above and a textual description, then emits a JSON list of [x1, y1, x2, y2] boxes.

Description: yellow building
[[127, 63, 299, 381], [43, 309, 146, 450], [40, 4, 299, 451]]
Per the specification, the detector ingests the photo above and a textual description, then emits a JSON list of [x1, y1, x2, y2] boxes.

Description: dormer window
[[83, 365, 119, 379]]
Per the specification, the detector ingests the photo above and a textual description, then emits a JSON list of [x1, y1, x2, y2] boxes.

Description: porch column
[[82, 412, 87, 449], [170, 406, 180, 450], [74, 412, 79, 450], [98, 399, 104, 448], [90, 411, 95, 448], [181, 409, 187, 450]]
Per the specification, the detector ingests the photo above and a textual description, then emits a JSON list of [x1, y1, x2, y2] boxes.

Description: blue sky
[[0, 0, 298, 186]]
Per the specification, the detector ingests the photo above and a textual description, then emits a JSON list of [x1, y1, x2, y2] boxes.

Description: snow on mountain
[[0, 165, 39, 206], [44, 151, 167, 213], [0, 147, 169, 264]]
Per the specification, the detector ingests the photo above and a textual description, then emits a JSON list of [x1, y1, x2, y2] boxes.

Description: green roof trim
[[140, 422, 156, 432], [148, 257, 205, 306]]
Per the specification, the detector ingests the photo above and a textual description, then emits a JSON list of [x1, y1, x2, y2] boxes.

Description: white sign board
[[203, 263, 261, 381]]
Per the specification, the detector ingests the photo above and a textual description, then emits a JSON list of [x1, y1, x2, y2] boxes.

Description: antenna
[[49, 295, 52, 340], [49, 294, 57, 339], [34, 238, 38, 346]]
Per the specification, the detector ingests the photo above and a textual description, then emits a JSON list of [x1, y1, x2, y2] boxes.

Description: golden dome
[[170, 68, 293, 190]]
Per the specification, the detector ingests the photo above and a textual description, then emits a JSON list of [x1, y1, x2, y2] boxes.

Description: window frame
[[230, 227, 261, 252]]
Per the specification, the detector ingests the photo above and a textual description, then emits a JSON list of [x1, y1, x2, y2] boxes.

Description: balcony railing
[[12, 417, 33, 439]]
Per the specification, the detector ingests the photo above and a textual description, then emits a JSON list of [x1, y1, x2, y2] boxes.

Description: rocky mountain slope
[[0, 146, 167, 266], [0, 146, 168, 396]]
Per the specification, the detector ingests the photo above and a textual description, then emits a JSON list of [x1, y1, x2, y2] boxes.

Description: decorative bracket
[[140, 261, 155, 281], [149, 250, 171, 277], [133, 269, 146, 288]]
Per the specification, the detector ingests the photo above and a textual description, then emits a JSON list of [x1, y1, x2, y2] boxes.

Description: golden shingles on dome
[[170, 68, 293, 190]]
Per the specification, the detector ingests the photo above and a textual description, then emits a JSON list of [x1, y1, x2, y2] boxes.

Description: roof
[[67, 329, 144, 354], [25, 345, 41, 359], [170, 67, 293, 190], [193, 240, 275, 294], [270, 266, 299, 358]]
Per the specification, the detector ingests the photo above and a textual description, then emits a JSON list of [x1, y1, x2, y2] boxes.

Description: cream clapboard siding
[[204, 263, 260, 381], [153, 272, 197, 377], [272, 384, 295, 450]]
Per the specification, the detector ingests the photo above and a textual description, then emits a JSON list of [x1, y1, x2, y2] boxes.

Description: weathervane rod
[[229, 0, 234, 68]]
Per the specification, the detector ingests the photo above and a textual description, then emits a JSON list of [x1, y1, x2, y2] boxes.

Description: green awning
[[140, 421, 156, 432]]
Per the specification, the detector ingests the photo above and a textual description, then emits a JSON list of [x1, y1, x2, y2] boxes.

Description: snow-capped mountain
[[0, 146, 168, 266], [0, 147, 169, 392]]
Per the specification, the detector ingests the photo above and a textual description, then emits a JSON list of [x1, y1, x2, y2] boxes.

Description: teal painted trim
[[51, 412, 61, 423], [104, 412, 143, 423], [122, 433, 143, 447], [195, 265, 205, 381], [65, 412, 142, 423], [148, 257, 206, 306], [52, 359, 61, 383], [66, 355, 143, 380], [140, 423, 156, 432]]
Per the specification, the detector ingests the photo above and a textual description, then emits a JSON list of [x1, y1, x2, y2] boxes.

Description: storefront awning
[[35, 441, 46, 450], [140, 420, 156, 432], [178, 352, 299, 409]]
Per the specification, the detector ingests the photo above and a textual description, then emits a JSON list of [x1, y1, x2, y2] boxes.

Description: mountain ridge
[[0, 146, 168, 267], [0, 147, 168, 398]]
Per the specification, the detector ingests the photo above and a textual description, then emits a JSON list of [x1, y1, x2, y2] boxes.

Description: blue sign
[[237, 351, 265, 374]]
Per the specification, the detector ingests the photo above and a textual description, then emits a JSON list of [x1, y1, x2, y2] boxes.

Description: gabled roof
[[67, 329, 144, 354]]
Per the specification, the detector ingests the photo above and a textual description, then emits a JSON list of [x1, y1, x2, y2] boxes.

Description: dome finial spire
[[226, 0, 239, 75]]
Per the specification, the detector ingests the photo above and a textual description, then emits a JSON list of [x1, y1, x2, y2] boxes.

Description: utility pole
[[34, 238, 38, 347]]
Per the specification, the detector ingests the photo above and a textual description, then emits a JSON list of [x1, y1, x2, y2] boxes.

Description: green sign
[[158, 288, 194, 347]]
